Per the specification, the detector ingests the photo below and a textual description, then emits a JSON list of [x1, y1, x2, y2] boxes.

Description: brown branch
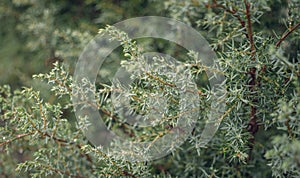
[[276, 21, 300, 47], [244, 0, 256, 60], [244, 0, 259, 161], [206, 0, 248, 38], [0, 133, 33, 147], [14, 108, 94, 167], [145, 71, 175, 87], [285, 117, 295, 139]]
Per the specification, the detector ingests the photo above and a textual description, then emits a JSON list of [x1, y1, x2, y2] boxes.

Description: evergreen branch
[[206, 0, 248, 38], [92, 148, 137, 178], [159, 107, 201, 124], [99, 107, 136, 137], [47, 73, 136, 137], [276, 21, 300, 47], [145, 71, 176, 87], [17, 108, 94, 168], [51, 113, 61, 138], [146, 131, 166, 151], [144, 68, 208, 97], [33, 162, 84, 178], [46, 133, 94, 164], [145, 70, 207, 96], [39, 102, 47, 135], [220, 103, 237, 121], [26, 112, 45, 136], [0, 132, 33, 147]]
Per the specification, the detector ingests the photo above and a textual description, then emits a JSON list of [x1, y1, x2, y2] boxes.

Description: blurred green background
[[1, 0, 298, 90], [0, 0, 165, 90]]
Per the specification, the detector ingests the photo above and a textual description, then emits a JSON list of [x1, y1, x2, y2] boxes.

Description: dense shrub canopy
[[0, 0, 299, 177]]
